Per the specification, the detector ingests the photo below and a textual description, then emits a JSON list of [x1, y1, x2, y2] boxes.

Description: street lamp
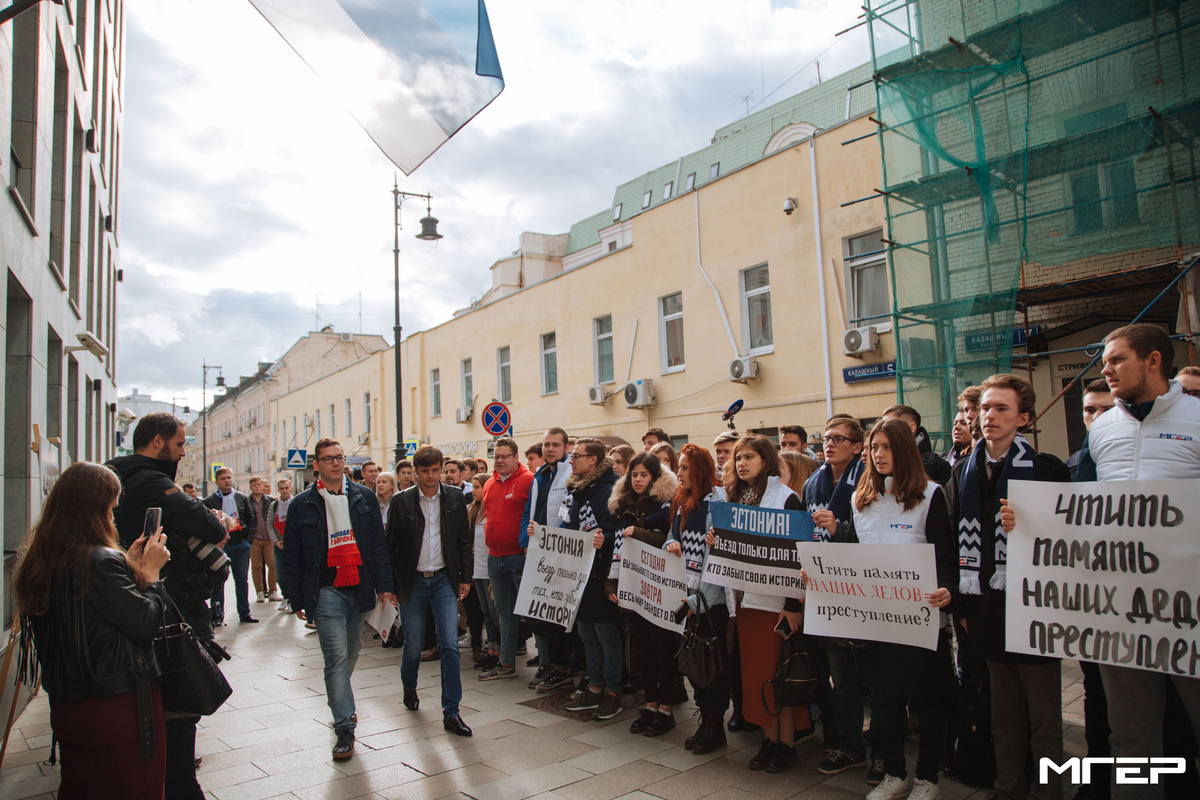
[[392, 177, 442, 466], [200, 360, 224, 496]]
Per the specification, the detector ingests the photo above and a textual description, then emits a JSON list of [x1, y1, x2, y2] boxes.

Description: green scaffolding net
[[867, 0, 1200, 447]]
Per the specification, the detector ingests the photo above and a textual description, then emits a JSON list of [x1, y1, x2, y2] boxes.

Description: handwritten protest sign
[[794, 542, 940, 650], [514, 525, 595, 631], [702, 502, 812, 596], [617, 537, 687, 633], [1006, 479, 1200, 676]]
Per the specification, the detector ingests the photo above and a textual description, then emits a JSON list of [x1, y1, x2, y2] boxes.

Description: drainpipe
[[809, 137, 834, 418], [692, 192, 741, 358]]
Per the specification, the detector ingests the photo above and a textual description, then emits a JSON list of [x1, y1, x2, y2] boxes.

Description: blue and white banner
[[248, 0, 504, 174], [702, 502, 813, 596]]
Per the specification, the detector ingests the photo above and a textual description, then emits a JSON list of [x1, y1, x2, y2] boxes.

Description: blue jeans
[[475, 578, 500, 649], [314, 587, 363, 734], [487, 554, 525, 667], [825, 645, 866, 760], [398, 570, 462, 716], [212, 541, 251, 619], [873, 694, 943, 782], [576, 619, 622, 691]]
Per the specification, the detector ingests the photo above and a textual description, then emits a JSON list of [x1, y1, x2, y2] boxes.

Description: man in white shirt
[[386, 446, 474, 736]]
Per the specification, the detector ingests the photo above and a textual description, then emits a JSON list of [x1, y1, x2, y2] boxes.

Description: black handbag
[[154, 596, 232, 716], [675, 592, 724, 688], [761, 632, 818, 717]]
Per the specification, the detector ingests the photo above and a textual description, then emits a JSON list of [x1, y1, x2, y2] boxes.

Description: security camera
[[782, 197, 799, 215], [64, 330, 109, 359], [117, 408, 137, 422]]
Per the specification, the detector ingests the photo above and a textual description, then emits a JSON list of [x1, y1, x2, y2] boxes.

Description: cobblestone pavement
[[1, 593, 1086, 800]]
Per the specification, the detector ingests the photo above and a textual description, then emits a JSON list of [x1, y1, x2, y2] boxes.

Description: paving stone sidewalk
[[0, 594, 1087, 800]]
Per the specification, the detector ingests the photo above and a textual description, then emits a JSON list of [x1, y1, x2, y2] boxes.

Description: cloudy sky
[[119, 0, 870, 408]]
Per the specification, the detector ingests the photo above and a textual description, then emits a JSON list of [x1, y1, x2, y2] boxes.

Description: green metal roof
[[565, 61, 877, 255]]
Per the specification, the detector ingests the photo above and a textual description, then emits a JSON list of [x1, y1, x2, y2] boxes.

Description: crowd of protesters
[[10, 323, 1199, 800]]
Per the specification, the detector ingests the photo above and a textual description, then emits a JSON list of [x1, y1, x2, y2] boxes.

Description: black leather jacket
[[29, 548, 167, 702]]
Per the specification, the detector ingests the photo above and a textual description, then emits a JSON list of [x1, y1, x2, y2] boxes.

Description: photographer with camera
[[108, 412, 231, 800]]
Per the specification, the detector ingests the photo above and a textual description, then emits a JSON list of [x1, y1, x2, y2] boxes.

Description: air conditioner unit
[[728, 357, 760, 383], [339, 332, 353, 342], [587, 385, 610, 405], [455, 406, 472, 424], [842, 326, 880, 358], [623, 379, 656, 409], [357, 432, 370, 445], [303, 413, 313, 429], [223, 431, 232, 439]]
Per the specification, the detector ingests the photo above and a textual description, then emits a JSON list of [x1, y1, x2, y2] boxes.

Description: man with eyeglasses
[[278, 438, 394, 761], [479, 436, 534, 680]]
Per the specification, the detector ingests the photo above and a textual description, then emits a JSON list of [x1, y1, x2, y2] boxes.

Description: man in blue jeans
[[204, 467, 257, 623], [279, 438, 394, 761], [386, 445, 475, 736]]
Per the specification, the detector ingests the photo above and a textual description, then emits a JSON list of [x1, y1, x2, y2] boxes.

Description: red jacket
[[481, 462, 534, 557]]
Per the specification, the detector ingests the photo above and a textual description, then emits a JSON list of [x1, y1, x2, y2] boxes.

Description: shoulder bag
[[675, 592, 724, 688], [155, 595, 233, 716], [761, 632, 818, 716]]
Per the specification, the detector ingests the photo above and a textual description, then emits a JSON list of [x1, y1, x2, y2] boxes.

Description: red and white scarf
[[317, 476, 362, 587]]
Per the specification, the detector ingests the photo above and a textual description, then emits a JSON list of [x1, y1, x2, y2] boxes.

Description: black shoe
[[741, 719, 761, 733], [765, 743, 797, 774], [475, 653, 499, 671], [331, 730, 354, 760], [403, 689, 419, 711], [816, 750, 866, 775], [727, 709, 745, 732], [630, 708, 656, 735], [642, 711, 675, 737], [748, 739, 777, 770], [866, 758, 886, 786], [619, 678, 642, 694], [526, 655, 541, 667], [684, 714, 703, 750], [691, 715, 727, 755], [528, 665, 551, 689], [239, 615, 259, 623], [194, 757, 202, 769], [443, 714, 472, 737]]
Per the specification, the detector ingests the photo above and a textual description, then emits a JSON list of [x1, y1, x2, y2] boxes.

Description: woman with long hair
[[851, 418, 955, 800], [467, 473, 500, 669], [665, 444, 730, 753], [708, 435, 811, 774], [608, 452, 679, 735], [375, 471, 397, 525], [649, 441, 679, 474], [608, 444, 636, 478], [779, 450, 818, 496], [13, 462, 172, 799]]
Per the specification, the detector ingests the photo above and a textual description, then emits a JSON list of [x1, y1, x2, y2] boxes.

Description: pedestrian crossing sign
[[403, 438, 420, 457], [286, 448, 308, 469]]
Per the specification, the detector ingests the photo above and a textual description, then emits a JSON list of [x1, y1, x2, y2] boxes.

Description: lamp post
[[201, 361, 224, 496], [392, 177, 442, 466]]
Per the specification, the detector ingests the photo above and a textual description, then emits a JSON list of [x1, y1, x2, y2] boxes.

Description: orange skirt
[[738, 608, 812, 732]]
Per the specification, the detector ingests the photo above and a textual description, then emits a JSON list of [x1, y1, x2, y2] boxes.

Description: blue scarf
[[957, 434, 1035, 595], [801, 455, 864, 542]]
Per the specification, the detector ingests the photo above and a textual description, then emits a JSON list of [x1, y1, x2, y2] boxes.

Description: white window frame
[[344, 398, 352, 435], [497, 346, 511, 403], [709, 163, 719, 181], [612, 203, 622, 221], [685, 173, 695, 191], [843, 230, 892, 328], [658, 292, 685, 374], [663, 181, 673, 200], [315, 409, 321, 439], [461, 357, 473, 407], [430, 369, 441, 417], [540, 332, 558, 395], [363, 392, 371, 431], [740, 263, 774, 356], [594, 315, 614, 384], [642, 190, 652, 209], [329, 403, 335, 437]]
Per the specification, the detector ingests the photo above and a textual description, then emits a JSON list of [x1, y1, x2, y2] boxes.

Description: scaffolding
[[865, 0, 1200, 447]]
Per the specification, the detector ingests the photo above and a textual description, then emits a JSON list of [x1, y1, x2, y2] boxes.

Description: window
[[292, 416, 297, 443], [709, 163, 719, 181], [9, 9, 39, 217], [344, 398, 352, 435], [541, 332, 558, 394], [844, 231, 889, 324], [663, 181, 673, 200], [282, 419, 287, 447], [685, 173, 695, 191], [659, 292, 685, 371], [315, 409, 321, 439], [642, 190, 652, 209], [594, 315, 614, 384], [363, 392, 371, 431], [329, 403, 335, 437], [430, 369, 441, 417], [612, 203, 622, 221], [1065, 106, 1139, 234], [740, 264, 773, 353], [669, 434, 689, 451], [497, 346, 511, 403], [461, 358, 473, 406]]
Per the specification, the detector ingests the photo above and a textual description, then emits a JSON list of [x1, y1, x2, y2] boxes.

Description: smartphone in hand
[[143, 507, 162, 539], [773, 616, 792, 639]]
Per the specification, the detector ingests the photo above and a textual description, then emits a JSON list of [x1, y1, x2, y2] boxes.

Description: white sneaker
[[256, 591, 266, 603], [906, 779, 940, 800], [268, 590, 283, 601], [866, 774, 912, 800]]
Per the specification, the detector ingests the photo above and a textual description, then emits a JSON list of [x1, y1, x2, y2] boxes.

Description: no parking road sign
[[481, 402, 512, 437]]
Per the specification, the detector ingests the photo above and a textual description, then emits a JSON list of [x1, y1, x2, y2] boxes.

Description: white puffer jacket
[[1088, 381, 1200, 480]]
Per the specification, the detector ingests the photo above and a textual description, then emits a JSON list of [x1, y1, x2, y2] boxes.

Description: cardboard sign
[[617, 537, 687, 633], [514, 524, 595, 631]]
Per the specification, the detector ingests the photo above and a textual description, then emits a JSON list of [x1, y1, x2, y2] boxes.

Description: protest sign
[[702, 501, 813, 596], [1006, 479, 1200, 676], [514, 525, 595, 631], [794, 542, 940, 650], [617, 537, 688, 633]]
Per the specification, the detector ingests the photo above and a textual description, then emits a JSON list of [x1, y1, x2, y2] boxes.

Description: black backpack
[[947, 664, 997, 788]]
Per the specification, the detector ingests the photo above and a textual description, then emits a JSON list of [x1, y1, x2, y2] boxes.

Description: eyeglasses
[[317, 454, 346, 464], [824, 434, 856, 446], [494, 452, 517, 460]]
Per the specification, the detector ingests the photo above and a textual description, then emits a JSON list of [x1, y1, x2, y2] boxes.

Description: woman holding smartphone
[[708, 435, 810, 774], [850, 419, 956, 800]]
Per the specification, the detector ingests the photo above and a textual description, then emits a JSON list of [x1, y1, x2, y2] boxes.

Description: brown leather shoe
[[420, 646, 440, 662]]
